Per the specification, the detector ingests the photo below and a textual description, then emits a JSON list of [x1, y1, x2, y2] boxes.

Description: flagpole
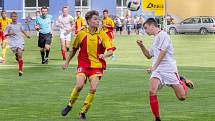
[[164, 0, 167, 31]]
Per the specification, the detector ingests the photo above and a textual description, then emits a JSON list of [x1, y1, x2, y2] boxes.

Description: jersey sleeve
[[100, 31, 115, 51], [82, 18, 86, 26], [4, 24, 9, 35], [34, 18, 39, 26]]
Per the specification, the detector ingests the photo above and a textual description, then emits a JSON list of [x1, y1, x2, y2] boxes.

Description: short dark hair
[[62, 6, 69, 11], [85, 10, 99, 22], [143, 18, 158, 27], [103, 9, 108, 13], [10, 12, 17, 17], [76, 10, 81, 13], [1, 10, 6, 14], [41, 6, 48, 11]]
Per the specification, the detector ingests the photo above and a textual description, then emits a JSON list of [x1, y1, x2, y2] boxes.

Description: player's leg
[[61, 68, 87, 116], [65, 39, 70, 52], [149, 77, 162, 121], [171, 84, 186, 101], [79, 76, 100, 119], [38, 34, 46, 64], [171, 73, 187, 101], [17, 48, 24, 76], [60, 38, 66, 60], [44, 33, 52, 64], [1, 39, 8, 64], [79, 68, 103, 119]]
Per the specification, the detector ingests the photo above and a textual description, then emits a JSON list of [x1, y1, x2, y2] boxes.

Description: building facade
[[0, 0, 142, 21]]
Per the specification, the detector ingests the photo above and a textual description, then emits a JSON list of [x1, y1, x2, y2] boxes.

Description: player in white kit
[[56, 6, 74, 60], [136, 18, 194, 121], [4, 12, 30, 76]]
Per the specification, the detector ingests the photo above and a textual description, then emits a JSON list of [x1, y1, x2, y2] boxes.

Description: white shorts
[[10, 44, 24, 54], [60, 31, 72, 41], [150, 71, 180, 86]]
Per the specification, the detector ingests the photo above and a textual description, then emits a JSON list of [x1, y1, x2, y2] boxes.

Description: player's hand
[[11, 33, 16, 36], [147, 66, 156, 74], [62, 63, 69, 70], [98, 54, 105, 60], [66, 29, 71, 33], [136, 40, 144, 47]]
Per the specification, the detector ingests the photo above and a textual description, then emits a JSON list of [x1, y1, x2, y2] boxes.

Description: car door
[[178, 17, 201, 33]]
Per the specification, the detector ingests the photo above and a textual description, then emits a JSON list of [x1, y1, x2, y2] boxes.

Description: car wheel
[[169, 27, 177, 35], [200, 28, 208, 35]]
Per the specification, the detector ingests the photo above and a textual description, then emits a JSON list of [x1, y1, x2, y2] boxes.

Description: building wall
[[49, 0, 75, 20], [167, 0, 215, 21], [91, 0, 116, 16]]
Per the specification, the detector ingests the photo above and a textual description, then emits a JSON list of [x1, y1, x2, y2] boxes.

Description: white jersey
[[149, 31, 178, 72], [4, 23, 24, 48], [56, 14, 74, 32]]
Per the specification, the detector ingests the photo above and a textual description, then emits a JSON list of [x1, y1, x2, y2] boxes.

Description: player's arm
[[21, 30, 30, 39], [136, 40, 152, 59], [99, 49, 113, 60], [62, 48, 78, 70], [34, 19, 41, 32], [153, 50, 166, 69]]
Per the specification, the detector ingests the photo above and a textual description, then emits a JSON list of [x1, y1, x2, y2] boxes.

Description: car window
[[202, 18, 213, 23], [182, 18, 200, 24]]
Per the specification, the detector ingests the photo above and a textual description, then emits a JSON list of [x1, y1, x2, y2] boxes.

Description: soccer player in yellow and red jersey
[[0, 10, 12, 64], [74, 10, 86, 36], [102, 9, 114, 41], [61, 10, 115, 120], [102, 9, 117, 60]]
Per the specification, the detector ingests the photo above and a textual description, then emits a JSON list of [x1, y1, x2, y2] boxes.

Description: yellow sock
[[2, 41, 7, 61], [68, 88, 80, 107], [80, 93, 95, 114]]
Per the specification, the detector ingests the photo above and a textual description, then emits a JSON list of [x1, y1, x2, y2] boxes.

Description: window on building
[[75, 0, 91, 17], [0, 0, 3, 10], [24, 0, 49, 19], [116, 0, 127, 18]]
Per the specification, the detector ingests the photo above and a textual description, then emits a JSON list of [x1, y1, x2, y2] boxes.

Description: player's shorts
[[150, 71, 180, 88], [38, 33, 52, 48], [116, 26, 123, 32], [76, 67, 104, 80], [10, 44, 24, 54], [60, 31, 72, 41]]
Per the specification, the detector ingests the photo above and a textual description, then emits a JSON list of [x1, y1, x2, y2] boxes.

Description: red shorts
[[76, 67, 104, 80]]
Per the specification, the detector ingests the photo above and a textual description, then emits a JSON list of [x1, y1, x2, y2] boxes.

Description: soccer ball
[[126, 0, 141, 11]]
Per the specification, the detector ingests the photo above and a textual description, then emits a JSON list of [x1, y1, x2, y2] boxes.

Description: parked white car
[[167, 16, 215, 35]]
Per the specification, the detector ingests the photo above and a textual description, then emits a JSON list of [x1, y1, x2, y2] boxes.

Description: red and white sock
[[150, 95, 160, 118]]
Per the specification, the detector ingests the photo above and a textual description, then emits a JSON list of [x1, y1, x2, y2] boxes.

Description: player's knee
[[75, 86, 83, 91], [90, 88, 97, 93], [178, 95, 186, 101], [149, 89, 157, 96]]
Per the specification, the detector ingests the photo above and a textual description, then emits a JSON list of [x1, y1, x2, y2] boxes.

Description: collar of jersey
[[86, 28, 100, 35]]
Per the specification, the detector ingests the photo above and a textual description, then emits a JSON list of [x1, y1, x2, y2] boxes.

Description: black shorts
[[38, 33, 52, 48], [116, 26, 123, 31]]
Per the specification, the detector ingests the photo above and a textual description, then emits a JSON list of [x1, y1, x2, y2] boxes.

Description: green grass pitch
[[0, 34, 215, 121]]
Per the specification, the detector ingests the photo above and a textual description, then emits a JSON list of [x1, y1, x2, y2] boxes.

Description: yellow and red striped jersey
[[73, 28, 115, 69], [102, 17, 114, 33], [74, 17, 86, 35], [0, 18, 12, 31]]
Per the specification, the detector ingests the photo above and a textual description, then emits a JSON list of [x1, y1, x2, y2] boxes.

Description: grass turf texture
[[0, 35, 215, 121]]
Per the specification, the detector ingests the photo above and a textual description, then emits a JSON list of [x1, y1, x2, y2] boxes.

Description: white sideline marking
[[0, 64, 215, 73]]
